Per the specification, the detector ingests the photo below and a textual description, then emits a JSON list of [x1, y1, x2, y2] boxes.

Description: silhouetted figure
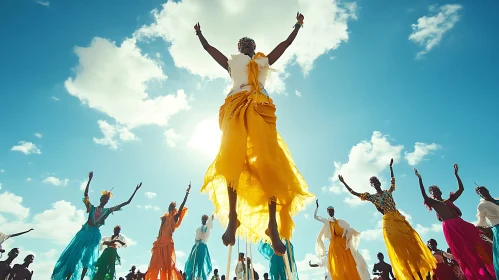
[[0, 230, 33, 253], [8, 254, 34, 280], [372, 253, 395, 280], [0, 248, 20, 279]]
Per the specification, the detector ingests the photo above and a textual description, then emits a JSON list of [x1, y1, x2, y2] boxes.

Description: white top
[[195, 216, 214, 244], [314, 208, 370, 280], [100, 234, 126, 251], [0, 233, 10, 250], [312, 256, 332, 280], [235, 261, 246, 280], [227, 53, 270, 97], [476, 198, 499, 227]]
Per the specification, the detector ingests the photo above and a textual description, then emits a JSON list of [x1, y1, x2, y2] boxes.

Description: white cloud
[[176, 250, 186, 258], [295, 253, 326, 280], [326, 131, 404, 205], [11, 141, 41, 155], [51, 96, 60, 101], [43, 176, 69, 187], [361, 249, 371, 263], [34, 133, 43, 138], [36, 1, 49, 6], [26, 178, 32, 182], [303, 213, 310, 219], [409, 4, 462, 58], [295, 90, 302, 97], [137, 204, 161, 211], [93, 120, 138, 150], [0, 192, 30, 219], [144, 192, 157, 199], [404, 142, 441, 166], [0, 183, 2, 190], [188, 118, 222, 157], [65, 37, 190, 129], [121, 234, 137, 247], [134, 0, 357, 94], [164, 128, 179, 148], [0, 169, 4, 173], [415, 223, 442, 235]]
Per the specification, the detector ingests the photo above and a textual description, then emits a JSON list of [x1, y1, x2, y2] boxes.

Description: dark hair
[[428, 185, 440, 194]]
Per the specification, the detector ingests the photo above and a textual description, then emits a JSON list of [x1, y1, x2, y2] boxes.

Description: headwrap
[[475, 183, 486, 198], [327, 206, 334, 210], [238, 37, 256, 52], [101, 190, 113, 198]]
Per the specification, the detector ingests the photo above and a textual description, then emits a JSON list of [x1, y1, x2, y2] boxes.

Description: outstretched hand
[[315, 199, 319, 208], [194, 22, 201, 32], [454, 164, 459, 175], [89, 171, 93, 180], [296, 12, 304, 22], [414, 168, 421, 178], [338, 175, 345, 184], [29, 228, 34, 232], [390, 158, 393, 167], [136, 182, 142, 190], [186, 182, 192, 193]]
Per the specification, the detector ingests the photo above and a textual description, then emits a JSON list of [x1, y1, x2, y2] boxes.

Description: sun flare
[[188, 119, 222, 157]]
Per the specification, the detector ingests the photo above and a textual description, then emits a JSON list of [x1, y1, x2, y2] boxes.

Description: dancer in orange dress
[[145, 184, 191, 280]]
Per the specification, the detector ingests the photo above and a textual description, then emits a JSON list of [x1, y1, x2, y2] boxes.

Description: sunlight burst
[[188, 119, 221, 157]]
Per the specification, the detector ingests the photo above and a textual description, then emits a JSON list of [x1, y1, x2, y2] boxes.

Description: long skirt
[[442, 217, 496, 279], [51, 224, 101, 280], [201, 89, 314, 242], [432, 263, 458, 280], [146, 237, 182, 280], [258, 240, 299, 280], [93, 247, 121, 280], [382, 211, 436, 279], [491, 224, 499, 277], [184, 242, 212, 280]]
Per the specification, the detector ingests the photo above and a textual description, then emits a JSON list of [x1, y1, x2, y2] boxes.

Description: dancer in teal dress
[[258, 240, 298, 280], [184, 214, 214, 280], [51, 171, 142, 280], [476, 186, 499, 277]]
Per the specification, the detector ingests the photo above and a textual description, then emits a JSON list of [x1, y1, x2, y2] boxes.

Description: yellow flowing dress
[[201, 52, 314, 242], [360, 177, 436, 279], [327, 221, 362, 280]]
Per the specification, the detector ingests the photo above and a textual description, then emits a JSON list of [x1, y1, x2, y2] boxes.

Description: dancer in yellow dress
[[339, 159, 436, 279], [314, 200, 370, 280], [194, 12, 314, 254]]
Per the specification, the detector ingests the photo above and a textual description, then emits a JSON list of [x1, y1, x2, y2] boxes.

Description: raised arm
[[313, 199, 323, 222], [338, 175, 361, 197], [194, 23, 228, 70], [175, 183, 191, 222], [449, 164, 464, 202], [9, 228, 33, 238], [389, 158, 394, 178], [267, 12, 303, 66], [111, 183, 142, 211], [414, 169, 437, 207], [84, 171, 93, 197]]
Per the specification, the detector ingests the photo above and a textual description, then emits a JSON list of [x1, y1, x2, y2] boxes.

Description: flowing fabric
[[146, 208, 187, 280], [493, 225, 499, 278], [93, 247, 121, 280], [258, 240, 298, 280], [52, 197, 118, 280], [382, 210, 436, 279], [201, 53, 314, 242], [431, 252, 458, 280], [184, 243, 212, 280], [443, 217, 496, 279]]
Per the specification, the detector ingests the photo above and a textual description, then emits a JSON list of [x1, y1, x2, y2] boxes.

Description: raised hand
[[187, 182, 192, 193], [390, 158, 394, 167], [194, 22, 201, 32], [296, 12, 304, 22], [338, 175, 345, 184], [89, 171, 93, 180], [454, 164, 459, 175], [29, 228, 34, 232], [315, 199, 319, 208], [414, 168, 421, 178], [136, 182, 142, 190]]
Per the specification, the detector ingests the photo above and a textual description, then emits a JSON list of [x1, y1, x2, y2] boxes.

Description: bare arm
[[313, 200, 322, 222], [174, 183, 191, 222], [449, 164, 464, 202], [414, 169, 437, 207], [339, 175, 361, 197], [389, 158, 394, 178], [195, 23, 228, 70], [84, 171, 93, 197], [110, 183, 142, 211], [9, 228, 33, 238], [268, 12, 303, 65]]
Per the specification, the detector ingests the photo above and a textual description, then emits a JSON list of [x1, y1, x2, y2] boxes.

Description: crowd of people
[[1, 11, 498, 280]]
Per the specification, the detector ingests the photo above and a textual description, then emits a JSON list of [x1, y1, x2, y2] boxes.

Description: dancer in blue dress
[[258, 240, 298, 280], [51, 171, 142, 280], [184, 214, 214, 280]]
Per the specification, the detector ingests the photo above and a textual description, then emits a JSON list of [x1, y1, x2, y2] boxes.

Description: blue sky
[[1, 0, 499, 279]]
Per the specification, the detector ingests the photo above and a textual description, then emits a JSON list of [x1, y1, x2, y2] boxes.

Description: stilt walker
[[195, 11, 314, 256], [184, 214, 214, 280], [51, 172, 142, 280], [93, 226, 127, 280], [476, 185, 499, 277], [145, 184, 190, 280]]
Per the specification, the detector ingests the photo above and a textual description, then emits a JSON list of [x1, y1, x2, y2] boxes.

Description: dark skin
[[0, 229, 34, 253], [8, 255, 34, 280], [373, 253, 395, 280], [477, 187, 499, 206], [158, 184, 191, 238], [339, 159, 395, 215], [414, 164, 463, 221], [0, 249, 19, 279], [70, 171, 142, 280], [194, 13, 304, 255], [315, 200, 335, 217], [103, 227, 126, 247]]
